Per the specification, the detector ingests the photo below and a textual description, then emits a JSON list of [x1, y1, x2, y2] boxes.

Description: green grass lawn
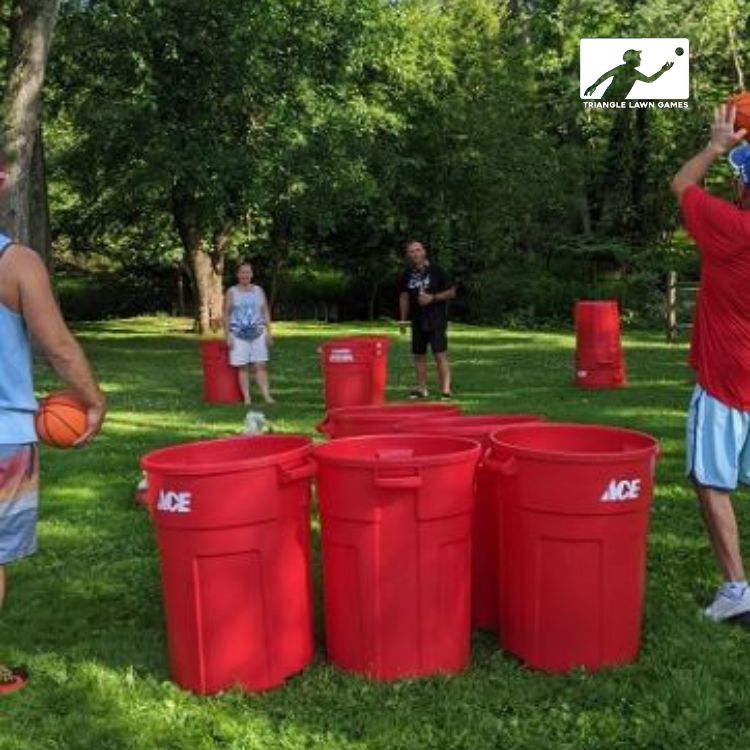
[[1, 316, 747, 749]]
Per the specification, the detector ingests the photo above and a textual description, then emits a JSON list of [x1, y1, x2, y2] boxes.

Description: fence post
[[666, 270, 677, 343]]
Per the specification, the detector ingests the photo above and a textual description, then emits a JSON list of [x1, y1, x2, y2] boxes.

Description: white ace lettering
[[600, 478, 641, 503], [157, 490, 192, 513]]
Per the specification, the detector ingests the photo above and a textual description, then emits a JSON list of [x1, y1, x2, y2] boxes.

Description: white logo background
[[580, 38, 689, 100]]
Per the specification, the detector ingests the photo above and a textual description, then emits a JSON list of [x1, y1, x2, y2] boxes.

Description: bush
[[470, 260, 667, 328], [56, 269, 180, 321]]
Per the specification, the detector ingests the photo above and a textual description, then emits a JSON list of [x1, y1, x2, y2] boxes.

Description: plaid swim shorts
[[0, 444, 39, 565]]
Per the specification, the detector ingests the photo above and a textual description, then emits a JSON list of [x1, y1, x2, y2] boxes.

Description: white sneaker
[[702, 584, 750, 622], [243, 410, 269, 436]]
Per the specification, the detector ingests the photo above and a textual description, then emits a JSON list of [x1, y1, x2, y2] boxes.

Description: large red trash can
[[393, 414, 544, 632], [574, 300, 627, 389], [317, 403, 460, 439], [319, 336, 391, 410], [199, 340, 243, 404], [487, 423, 658, 673], [313, 434, 481, 680], [141, 435, 315, 694]]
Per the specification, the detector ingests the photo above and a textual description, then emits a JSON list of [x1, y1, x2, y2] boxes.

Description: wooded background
[[1, 0, 747, 330]]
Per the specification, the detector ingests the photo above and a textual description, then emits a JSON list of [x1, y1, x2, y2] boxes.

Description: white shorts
[[229, 332, 269, 366]]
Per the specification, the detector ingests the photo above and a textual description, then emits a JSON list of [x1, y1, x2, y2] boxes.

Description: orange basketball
[[730, 92, 750, 134], [35, 391, 88, 448]]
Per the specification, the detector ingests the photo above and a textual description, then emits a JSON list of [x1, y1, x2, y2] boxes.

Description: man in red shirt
[[672, 103, 750, 622]]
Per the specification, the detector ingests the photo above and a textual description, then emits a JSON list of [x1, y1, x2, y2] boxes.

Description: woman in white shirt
[[223, 261, 275, 404]]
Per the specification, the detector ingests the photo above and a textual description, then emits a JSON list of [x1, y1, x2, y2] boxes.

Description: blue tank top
[[0, 234, 37, 444], [229, 285, 265, 339]]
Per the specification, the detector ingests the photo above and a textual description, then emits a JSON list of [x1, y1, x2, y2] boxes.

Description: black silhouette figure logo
[[584, 49, 676, 100]]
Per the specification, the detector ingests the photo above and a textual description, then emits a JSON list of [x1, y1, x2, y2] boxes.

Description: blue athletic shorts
[[686, 385, 750, 492], [0, 443, 39, 565]]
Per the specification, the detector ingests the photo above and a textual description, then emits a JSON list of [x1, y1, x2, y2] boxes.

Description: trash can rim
[[325, 402, 459, 420], [198, 338, 228, 346], [141, 434, 312, 476], [393, 414, 544, 436], [313, 433, 482, 468], [574, 298, 620, 306], [489, 422, 658, 464], [320, 335, 391, 348]]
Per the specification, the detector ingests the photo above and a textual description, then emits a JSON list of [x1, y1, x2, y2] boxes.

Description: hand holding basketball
[[35, 391, 106, 449], [76, 398, 107, 447]]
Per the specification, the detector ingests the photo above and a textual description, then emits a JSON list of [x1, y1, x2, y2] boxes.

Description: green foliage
[[39, 0, 750, 322], [278, 266, 351, 304], [55, 269, 178, 321]]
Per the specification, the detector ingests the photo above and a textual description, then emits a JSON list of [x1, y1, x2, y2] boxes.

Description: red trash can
[[393, 414, 544, 632], [317, 403, 460, 439], [141, 435, 315, 694], [199, 340, 243, 403], [487, 423, 658, 673], [574, 300, 627, 389], [313, 434, 481, 680], [319, 336, 391, 410]]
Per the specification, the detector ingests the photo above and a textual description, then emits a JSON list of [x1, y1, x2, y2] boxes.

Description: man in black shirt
[[398, 240, 456, 399]]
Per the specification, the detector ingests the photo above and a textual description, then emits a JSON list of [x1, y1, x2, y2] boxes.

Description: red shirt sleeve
[[681, 184, 750, 260]]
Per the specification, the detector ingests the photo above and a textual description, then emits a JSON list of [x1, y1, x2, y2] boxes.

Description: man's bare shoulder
[[3, 243, 48, 277]]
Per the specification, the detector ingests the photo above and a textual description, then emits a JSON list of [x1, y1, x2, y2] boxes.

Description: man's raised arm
[[671, 104, 746, 200]]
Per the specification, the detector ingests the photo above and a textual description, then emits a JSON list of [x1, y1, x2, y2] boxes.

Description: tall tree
[[1, 0, 59, 257]]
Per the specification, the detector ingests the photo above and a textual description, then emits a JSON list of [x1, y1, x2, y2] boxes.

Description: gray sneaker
[[703, 584, 750, 622]]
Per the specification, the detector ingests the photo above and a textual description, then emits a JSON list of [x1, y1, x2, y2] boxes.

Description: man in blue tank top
[[0, 214, 105, 693]]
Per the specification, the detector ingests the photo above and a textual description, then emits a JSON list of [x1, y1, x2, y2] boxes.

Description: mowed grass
[[0, 316, 748, 750]]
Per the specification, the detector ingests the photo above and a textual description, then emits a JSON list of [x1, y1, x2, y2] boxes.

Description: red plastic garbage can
[[317, 403, 460, 439], [487, 423, 658, 673], [574, 301, 627, 389], [141, 435, 315, 694], [199, 340, 243, 404], [314, 434, 481, 680], [320, 336, 391, 410], [394, 414, 544, 632]]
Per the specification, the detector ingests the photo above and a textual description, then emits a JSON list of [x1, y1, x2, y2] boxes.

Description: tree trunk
[[727, 13, 745, 91], [171, 186, 226, 334], [191, 249, 224, 333], [0, 0, 60, 248], [28, 123, 51, 264]]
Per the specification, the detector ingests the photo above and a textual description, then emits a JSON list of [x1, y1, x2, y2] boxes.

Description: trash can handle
[[484, 455, 518, 477], [278, 461, 317, 484], [600, 348, 617, 365], [374, 474, 422, 489], [376, 448, 415, 460]]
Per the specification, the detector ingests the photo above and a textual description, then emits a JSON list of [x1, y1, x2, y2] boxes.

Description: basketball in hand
[[35, 391, 88, 448], [730, 92, 750, 135]]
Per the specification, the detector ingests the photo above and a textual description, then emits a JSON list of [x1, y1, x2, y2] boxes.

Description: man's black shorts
[[411, 326, 448, 355]]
